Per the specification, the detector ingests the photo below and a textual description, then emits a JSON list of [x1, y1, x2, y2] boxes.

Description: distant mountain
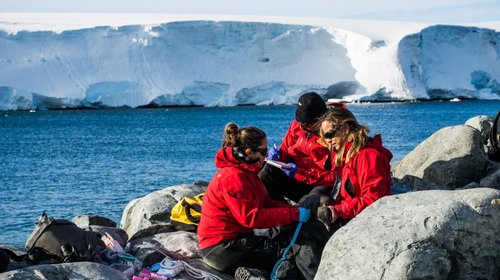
[[0, 15, 498, 110]]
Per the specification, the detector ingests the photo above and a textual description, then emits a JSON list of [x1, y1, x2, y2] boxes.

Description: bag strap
[[26, 218, 53, 250], [271, 222, 304, 280], [26, 218, 74, 251], [181, 199, 201, 224]]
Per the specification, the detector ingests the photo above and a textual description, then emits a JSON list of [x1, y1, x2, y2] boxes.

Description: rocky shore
[[1, 115, 499, 280]]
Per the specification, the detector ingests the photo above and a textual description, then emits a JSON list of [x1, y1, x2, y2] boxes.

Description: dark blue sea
[[1, 101, 499, 247]]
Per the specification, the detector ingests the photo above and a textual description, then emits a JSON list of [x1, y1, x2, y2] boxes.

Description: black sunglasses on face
[[254, 147, 268, 156], [323, 128, 339, 139]]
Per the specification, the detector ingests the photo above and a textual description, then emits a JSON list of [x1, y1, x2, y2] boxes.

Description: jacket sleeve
[[263, 195, 296, 209], [279, 122, 296, 162], [223, 174, 300, 228], [333, 151, 391, 219]]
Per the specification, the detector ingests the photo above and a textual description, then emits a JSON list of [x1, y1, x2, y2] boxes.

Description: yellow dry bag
[[169, 193, 204, 231]]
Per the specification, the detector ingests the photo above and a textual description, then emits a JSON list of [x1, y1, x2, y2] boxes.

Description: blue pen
[[272, 139, 278, 149]]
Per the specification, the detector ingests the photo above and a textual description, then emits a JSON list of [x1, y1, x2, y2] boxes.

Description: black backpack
[[490, 111, 500, 162], [25, 212, 106, 263]]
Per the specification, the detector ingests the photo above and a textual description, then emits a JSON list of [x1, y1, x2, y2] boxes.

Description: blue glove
[[267, 146, 281, 161], [298, 207, 311, 223], [282, 163, 297, 177]]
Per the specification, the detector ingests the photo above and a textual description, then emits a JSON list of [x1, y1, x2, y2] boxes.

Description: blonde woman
[[276, 107, 393, 280], [317, 107, 392, 224]]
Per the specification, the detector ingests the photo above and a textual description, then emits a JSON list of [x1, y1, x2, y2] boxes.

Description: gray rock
[[128, 224, 176, 242], [460, 181, 480, 189], [390, 179, 413, 194], [72, 215, 117, 228], [316, 188, 500, 280], [120, 183, 206, 237], [480, 169, 500, 189], [0, 262, 128, 280], [393, 125, 492, 188], [465, 115, 493, 144], [398, 175, 448, 191], [193, 180, 210, 187]]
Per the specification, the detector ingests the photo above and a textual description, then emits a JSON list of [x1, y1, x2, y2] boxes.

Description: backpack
[[25, 212, 105, 263], [169, 193, 204, 231], [489, 111, 500, 162]]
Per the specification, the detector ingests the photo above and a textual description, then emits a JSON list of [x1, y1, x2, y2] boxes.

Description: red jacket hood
[[343, 134, 393, 162], [215, 147, 262, 174], [365, 134, 393, 162]]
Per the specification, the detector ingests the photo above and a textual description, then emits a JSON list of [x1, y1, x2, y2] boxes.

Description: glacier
[[0, 15, 499, 110]]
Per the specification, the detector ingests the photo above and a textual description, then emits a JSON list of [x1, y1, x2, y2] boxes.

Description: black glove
[[317, 206, 334, 231]]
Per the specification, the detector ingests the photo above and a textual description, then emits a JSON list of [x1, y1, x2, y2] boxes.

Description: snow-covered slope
[[0, 14, 499, 110]]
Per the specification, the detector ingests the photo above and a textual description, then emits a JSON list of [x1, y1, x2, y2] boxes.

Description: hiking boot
[[234, 266, 268, 280]]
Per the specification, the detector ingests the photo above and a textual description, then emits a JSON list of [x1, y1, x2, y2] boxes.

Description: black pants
[[200, 231, 290, 275], [275, 186, 348, 280], [259, 164, 312, 203]]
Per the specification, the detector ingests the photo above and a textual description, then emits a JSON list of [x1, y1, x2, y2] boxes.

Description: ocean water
[[0, 100, 499, 247]]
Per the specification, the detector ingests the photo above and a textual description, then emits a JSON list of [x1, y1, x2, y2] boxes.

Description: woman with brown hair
[[197, 122, 311, 279]]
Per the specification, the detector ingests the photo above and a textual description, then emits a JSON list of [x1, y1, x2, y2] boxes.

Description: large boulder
[[465, 115, 493, 144], [316, 188, 500, 280], [0, 262, 128, 280], [120, 181, 207, 237], [393, 125, 494, 188]]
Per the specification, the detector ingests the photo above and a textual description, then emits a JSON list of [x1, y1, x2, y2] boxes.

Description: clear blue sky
[[0, 0, 499, 23]]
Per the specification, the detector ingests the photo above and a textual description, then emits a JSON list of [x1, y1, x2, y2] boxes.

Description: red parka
[[279, 120, 304, 162], [279, 120, 337, 187], [197, 147, 300, 249], [331, 135, 393, 219]]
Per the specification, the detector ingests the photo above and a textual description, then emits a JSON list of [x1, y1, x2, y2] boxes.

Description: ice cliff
[[0, 20, 499, 110]]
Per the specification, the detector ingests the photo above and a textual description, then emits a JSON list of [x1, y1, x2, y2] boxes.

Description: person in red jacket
[[197, 122, 311, 278], [275, 107, 393, 280], [259, 92, 335, 203], [317, 107, 393, 222]]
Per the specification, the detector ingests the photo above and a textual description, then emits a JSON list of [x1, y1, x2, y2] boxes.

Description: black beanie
[[295, 92, 327, 124]]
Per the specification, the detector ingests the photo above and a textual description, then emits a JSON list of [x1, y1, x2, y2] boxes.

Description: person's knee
[[295, 241, 322, 280], [202, 255, 233, 272]]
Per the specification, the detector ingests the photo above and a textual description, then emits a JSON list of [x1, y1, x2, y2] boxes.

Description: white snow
[[0, 13, 499, 110]]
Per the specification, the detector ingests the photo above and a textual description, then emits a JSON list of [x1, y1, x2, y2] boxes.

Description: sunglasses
[[254, 147, 268, 156], [323, 128, 339, 139]]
